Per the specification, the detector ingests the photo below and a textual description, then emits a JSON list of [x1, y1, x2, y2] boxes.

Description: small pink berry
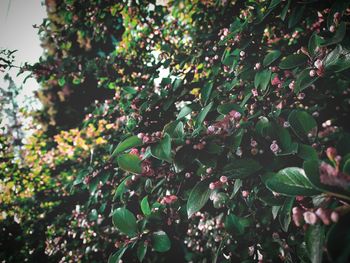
[[206, 167, 213, 174], [309, 69, 316, 77], [303, 211, 318, 225], [242, 190, 249, 198], [220, 176, 228, 183], [326, 147, 337, 160], [209, 182, 216, 190], [330, 211, 339, 223]]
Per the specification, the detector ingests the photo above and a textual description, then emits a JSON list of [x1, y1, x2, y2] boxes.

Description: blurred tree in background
[[1, 0, 350, 262]]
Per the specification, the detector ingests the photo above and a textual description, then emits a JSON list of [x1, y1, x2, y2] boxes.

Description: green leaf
[[137, 242, 147, 262], [294, 68, 318, 93], [177, 105, 192, 120], [217, 102, 244, 115], [278, 197, 294, 232], [288, 5, 305, 28], [268, 0, 282, 9], [280, 0, 291, 21], [223, 159, 262, 179], [113, 176, 132, 201], [112, 136, 142, 157], [152, 231, 171, 252], [201, 82, 213, 105], [151, 133, 172, 162], [108, 246, 128, 263], [264, 168, 321, 196], [327, 213, 350, 262], [187, 180, 211, 218], [256, 117, 272, 137], [112, 208, 138, 237], [321, 22, 346, 47], [195, 102, 213, 128], [308, 33, 324, 57], [279, 54, 308, 69], [117, 154, 142, 174], [254, 69, 272, 91], [288, 110, 317, 141], [224, 214, 251, 235], [306, 224, 325, 263], [343, 159, 350, 175], [140, 196, 151, 216], [298, 144, 318, 160], [263, 50, 281, 67]]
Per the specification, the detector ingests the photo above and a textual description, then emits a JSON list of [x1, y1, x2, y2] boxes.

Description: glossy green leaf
[[254, 69, 271, 91], [288, 5, 305, 28], [117, 153, 142, 174], [224, 214, 251, 235], [306, 224, 325, 263], [321, 22, 346, 47], [187, 180, 211, 218], [263, 50, 281, 67], [294, 68, 318, 93], [201, 82, 213, 105], [137, 242, 147, 262], [152, 231, 171, 252], [217, 102, 244, 115], [223, 158, 262, 179], [112, 207, 138, 237], [278, 197, 294, 232], [288, 110, 317, 141], [151, 133, 172, 162], [195, 102, 213, 128], [140, 196, 151, 216], [327, 213, 350, 262], [265, 167, 321, 196], [108, 246, 128, 263], [112, 136, 142, 157], [279, 54, 308, 69], [297, 144, 318, 160]]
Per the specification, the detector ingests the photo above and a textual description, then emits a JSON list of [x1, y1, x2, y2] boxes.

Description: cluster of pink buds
[[271, 75, 282, 88], [319, 162, 350, 190], [209, 176, 228, 190], [219, 28, 229, 40], [137, 131, 162, 144], [160, 195, 178, 205], [193, 140, 206, 150], [270, 140, 281, 154], [292, 206, 339, 226], [207, 110, 242, 136], [310, 59, 324, 77]]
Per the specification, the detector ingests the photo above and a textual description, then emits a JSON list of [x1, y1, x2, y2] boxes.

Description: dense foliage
[[1, 0, 350, 262]]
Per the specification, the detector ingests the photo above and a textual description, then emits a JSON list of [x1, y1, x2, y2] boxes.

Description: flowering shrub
[[2, 0, 350, 262]]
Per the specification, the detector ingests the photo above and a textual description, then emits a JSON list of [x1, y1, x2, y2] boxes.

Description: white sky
[[0, 0, 46, 109]]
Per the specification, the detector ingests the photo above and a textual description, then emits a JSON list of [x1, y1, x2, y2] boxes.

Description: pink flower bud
[[206, 167, 213, 174], [129, 148, 139, 156], [326, 147, 337, 160], [220, 176, 228, 183], [161, 195, 178, 205], [242, 190, 249, 198], [303, 211, 318, 225], [309, 70, 316, 77], [315, 208, 331, 225], [330, 211, 339, 223], [271, 75, 282, 86]]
